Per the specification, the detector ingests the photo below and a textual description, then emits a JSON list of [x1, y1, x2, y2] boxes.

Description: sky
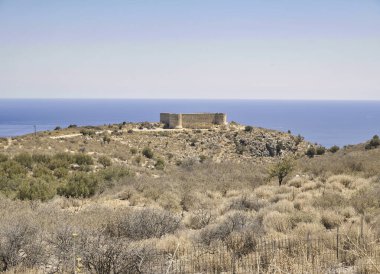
[[0, 0, 379, 100]]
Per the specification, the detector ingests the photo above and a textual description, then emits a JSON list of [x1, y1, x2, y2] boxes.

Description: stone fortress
[[160, 113, 227, 129]]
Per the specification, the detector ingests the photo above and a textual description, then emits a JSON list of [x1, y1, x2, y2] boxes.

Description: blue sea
[[0, 99, 379, 147]]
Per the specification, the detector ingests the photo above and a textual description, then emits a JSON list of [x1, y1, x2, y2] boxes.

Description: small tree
[[244, 126, 253, 132], [269, 158, 294, 186], [329, 145, 340, 153], [305, 147, 316, 158], [142, 147, 154, 159], [315, 146, 326, 155]]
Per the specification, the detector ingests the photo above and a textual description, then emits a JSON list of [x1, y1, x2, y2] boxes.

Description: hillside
[[0, 123, 379, 273]]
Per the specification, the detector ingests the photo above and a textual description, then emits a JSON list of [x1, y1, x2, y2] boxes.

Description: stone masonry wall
[[160, 113, 227, 129]]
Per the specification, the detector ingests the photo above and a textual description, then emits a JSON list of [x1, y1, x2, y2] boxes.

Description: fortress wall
[[182, 113, 227, 128], [168, 114, 182, 128], [160, 113, 170, 125], [160, 113, 226, 128]]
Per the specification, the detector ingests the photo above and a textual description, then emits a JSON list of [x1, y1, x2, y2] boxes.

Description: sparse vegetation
[[0, 125, 379, 273]]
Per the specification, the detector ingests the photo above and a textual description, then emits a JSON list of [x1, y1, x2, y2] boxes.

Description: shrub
[[130, 148, 137, 155], [321, 210, 342, 229], [0, 160, 27, 179], [80, 129, 96, 137], [32, 154, 51, 164], [154, 158, 165, 170], [106, 208, 180, 240], [329, 145, 340, 153], [68, 124, 77, 128], [54, 126, 61, 130], [17, 178, 56, 201], [306, 147, 316, 158], [142, 147, 154, 159], [98, 156, 112, 168], [57, 173, 98, 198], [53, 167, 69, 179], [294, 134, 304, 145], [32, 165, 52, 178], [73, 153, 94, 166], [316, 146, 326, 155], [269, 157, 294, 186], [14, 153, 33, 169], [102, 135, 111, 144], [244, 126, 253, 132], [365, 135, 380, 150], [0, 153, 8, 163]]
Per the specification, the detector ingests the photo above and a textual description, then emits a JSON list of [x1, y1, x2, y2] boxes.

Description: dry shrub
[[227, 195, 268, 212], [320, 210, 343, 229], [292, 222, 325, 237], [270, 200, 294, 213], [313, 191, 346, 209], [288, 176, 308, 188], [185, 209, 213, 230], [157, 191, 181, 211], [300, 181, 319, 192], [262, 211, 291, 233], [105, 208, 181, 240]]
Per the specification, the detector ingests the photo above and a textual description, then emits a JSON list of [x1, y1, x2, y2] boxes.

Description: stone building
[[160, 113, 227, 129]]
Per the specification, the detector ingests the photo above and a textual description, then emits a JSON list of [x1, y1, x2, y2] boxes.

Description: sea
[[0, 99, 379, 147]]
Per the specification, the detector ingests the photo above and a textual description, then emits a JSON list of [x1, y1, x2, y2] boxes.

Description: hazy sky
[[1, 0, 379, 99]]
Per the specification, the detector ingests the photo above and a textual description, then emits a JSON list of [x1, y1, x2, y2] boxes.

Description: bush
[[17, 178, 56, 201], [54, 126, 61, 130], [154, 158, 165, 170], [68, 124, 77, 128], [106, 208, 180, 240], [269, 158, 294, 186], [315, 146, 326, 155], [0, 160, 27, 179], [0, 153, 8, 163], [365, 135, 380, 150], [306, 147, 316, 158], [32, 154, 52, 164], [14, 153, 33, 169], [98, 156, 112, 168], [57, 173, 98, 198], [244, 126, 253, 132], [53, 167, 69, 179], [142, 147, 154, 159], [329, 145, 340, 153], [73, 153, 94, 166], [130, 148, 137, 155]]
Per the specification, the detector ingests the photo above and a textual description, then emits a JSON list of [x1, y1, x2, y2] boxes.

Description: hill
[[0, 123, 379, 273]]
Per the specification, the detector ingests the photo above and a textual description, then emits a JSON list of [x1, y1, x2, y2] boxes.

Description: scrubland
[[0, 124, 379, 273]]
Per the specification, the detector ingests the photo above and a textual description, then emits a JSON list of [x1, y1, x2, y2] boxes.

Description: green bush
[[0, 153, 8, 163], [155, 158, 165, 170], [306, 147, 316, 158], [53, 167, 69, 179], [315, 146, 326, 155], [73, 153, 94, 166], [269, 158, 294, 186], [58, 173, 98, 198], [14, 153, 33, 169], [99, 166, 130, 182], [130, 148, 137, 155], [98, 156, 112, 167], [32, 154, 52, 164], [0, 160, 27, 179], [32, 165, 52, 178], [365, 135, 380, 150], [244, 126, 253, 132], [329, 145, 340, 153], [142, 147, 154, 159], [17, 178, 56, 201]]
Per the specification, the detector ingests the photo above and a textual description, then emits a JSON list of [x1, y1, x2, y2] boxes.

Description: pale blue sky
[[0, 0, 379, 99]]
